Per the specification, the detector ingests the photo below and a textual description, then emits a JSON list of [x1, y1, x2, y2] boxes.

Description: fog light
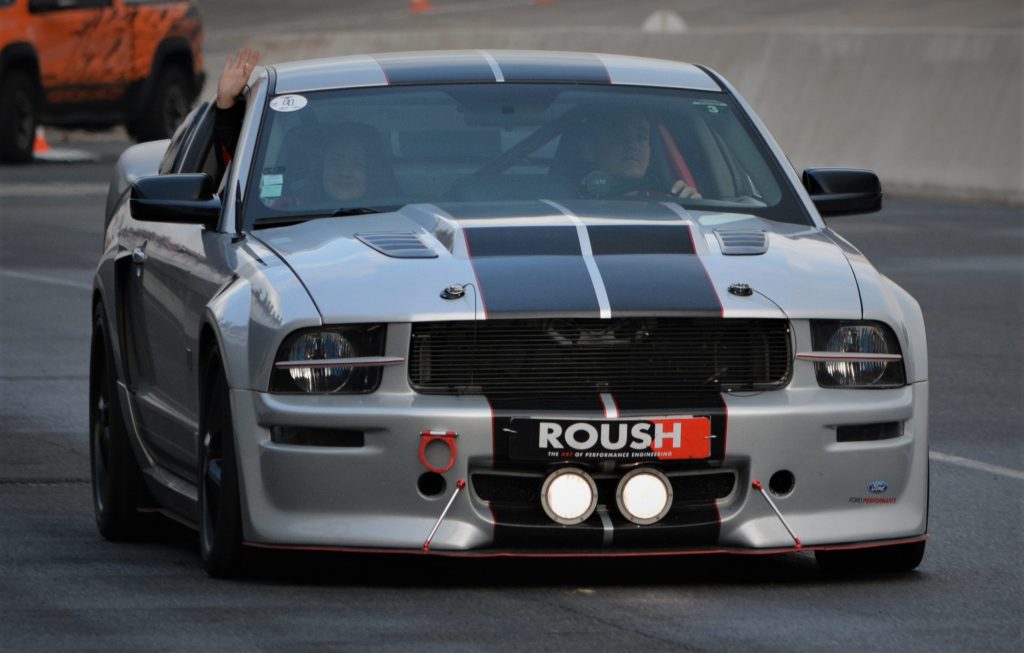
[[540, 468, 597, 525], [616, 468, 673, 525]]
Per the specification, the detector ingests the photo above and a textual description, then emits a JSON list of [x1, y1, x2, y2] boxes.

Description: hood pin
[[729, 283, 753, 297], [441, 284, 466, 300]]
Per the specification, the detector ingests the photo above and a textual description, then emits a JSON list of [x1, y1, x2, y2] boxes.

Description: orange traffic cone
[[33, 127, 51, 155], [408, 0, 433, 13]]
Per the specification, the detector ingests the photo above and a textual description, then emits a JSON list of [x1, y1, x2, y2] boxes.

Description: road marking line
[[0, 270, 91, 291], [0, 182, 107, 198], [930, 451, 1024, 481]]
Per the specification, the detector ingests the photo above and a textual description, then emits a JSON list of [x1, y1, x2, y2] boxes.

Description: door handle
[[132, 247, 147, 264]]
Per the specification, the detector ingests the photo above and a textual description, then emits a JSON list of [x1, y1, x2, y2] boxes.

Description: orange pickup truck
[[0, 0, 204, 162]]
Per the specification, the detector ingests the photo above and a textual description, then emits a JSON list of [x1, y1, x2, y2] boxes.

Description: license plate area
[[506, 416, 714, 462]]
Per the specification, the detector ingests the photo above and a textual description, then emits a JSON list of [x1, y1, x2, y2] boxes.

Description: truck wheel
[[0, 70, 38, 164], [133, 66, 193, 142]]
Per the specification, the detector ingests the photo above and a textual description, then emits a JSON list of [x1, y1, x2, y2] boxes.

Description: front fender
[[203, 240, 321, 394], [824, 228, 927, 383]]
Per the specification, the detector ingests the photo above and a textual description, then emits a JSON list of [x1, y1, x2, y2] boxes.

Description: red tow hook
[[423, 479, 466, 553], [752, 480, 802, 550], [419, 430, 458, 474]]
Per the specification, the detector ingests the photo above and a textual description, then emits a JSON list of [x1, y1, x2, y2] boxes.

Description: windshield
[[244, 83, 810, 228]]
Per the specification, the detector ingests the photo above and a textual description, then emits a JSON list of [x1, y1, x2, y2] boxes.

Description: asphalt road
[[2, 1, 1022, 649], [0, 137, 1021, 651]]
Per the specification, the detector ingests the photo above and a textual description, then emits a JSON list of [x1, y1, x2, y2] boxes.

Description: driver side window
[[174, 102, 218, 177]]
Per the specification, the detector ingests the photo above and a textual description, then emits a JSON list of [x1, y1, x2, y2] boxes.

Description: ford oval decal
[[868, 481, 889, 494]]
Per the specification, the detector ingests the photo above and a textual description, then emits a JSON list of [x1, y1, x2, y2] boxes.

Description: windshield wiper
[[253, 207, 382, 229], [332, 207, 381, 216]]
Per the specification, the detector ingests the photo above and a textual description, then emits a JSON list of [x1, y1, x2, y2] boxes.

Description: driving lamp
[[540, 468, 598, 525], [616, 467, 673, 525]]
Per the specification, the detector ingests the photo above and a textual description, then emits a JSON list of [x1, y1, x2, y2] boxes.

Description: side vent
[[356, 232, 437, 258], [714, 229, 768, 255]]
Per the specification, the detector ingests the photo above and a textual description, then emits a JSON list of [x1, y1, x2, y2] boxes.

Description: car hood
[[253, 201, 862, 323]]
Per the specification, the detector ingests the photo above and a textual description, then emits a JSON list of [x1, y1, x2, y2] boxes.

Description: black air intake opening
[[836, 422, 902, 442], [271, 426, 365, 447]]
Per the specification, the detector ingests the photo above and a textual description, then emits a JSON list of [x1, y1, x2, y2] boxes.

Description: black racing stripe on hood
[[464, 226, 601, 318], [492, 52, 610, 83], [464, 226, 580, 257], [589, 224, 721, 317], [588, 224, 696, 255], [372, 52, 496, 85]]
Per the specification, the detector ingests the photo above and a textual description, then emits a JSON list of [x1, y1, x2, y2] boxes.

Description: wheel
[[0, 70, 38, 163], [815, 540, 926, 574], [90, 303, 146, 540], [133, 66, 193, 142], [198, 350, 246, 578]]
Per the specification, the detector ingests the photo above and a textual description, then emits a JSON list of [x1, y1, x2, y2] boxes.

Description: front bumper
[[229, 380, 929, 553]]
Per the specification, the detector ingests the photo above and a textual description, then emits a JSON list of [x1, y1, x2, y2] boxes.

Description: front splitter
[[244, 534, 927, 558]]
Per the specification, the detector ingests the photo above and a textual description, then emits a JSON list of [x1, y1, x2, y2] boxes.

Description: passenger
[[213, 47, 260, 167], [575, 111, 702, 199]]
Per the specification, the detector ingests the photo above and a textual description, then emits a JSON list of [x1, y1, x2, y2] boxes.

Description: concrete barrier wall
[[251, 27, 1023, 203]]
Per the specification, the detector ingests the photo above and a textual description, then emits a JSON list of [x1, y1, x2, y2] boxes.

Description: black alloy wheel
[[89, 304, 145, 539], [198, 350, 246, 577], [815, 540, 926, 574], [0, 70, 38, 163]]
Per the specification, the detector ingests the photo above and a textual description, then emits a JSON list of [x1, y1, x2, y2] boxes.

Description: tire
[[90, 303, 146, 540], [133, 66, 193, 143], [815, 540, 926, 575], [198, 350, 247, 578], [0, 70, 38, 164]]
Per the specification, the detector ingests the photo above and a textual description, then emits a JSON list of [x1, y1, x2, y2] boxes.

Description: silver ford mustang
[[91, 51, 928, 577]]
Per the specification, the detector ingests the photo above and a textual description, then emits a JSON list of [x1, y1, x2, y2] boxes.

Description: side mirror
[[802, 168, 882, 217], [130, 174, 221, 228]]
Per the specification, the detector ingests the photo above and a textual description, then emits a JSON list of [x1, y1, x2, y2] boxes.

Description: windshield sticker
[[692, 99, 728, 114], [260, 173, 284, 199], [270, 94, 308, 112]]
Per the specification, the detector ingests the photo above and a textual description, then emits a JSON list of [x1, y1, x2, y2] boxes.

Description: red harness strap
[[657, 123, 698, 192]]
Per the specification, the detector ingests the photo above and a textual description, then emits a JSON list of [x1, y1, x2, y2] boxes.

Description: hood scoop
[[356, 232, 438, 259], [714, 229, 769, 255]]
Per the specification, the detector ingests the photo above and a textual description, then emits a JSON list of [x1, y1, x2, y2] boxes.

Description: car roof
[[270, 50, 721, 94]]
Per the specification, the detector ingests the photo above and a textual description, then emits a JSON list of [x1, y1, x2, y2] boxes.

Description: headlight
[[807, 321, 906, 388], [270, 325, 388, 393]]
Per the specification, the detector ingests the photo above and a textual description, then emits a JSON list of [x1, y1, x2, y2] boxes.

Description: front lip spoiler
[[244, 534, 927, 558]]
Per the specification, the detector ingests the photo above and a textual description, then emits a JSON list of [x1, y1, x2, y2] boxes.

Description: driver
[[577, 111, 701, 200]]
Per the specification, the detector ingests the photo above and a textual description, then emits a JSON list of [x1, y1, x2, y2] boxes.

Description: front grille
[[409, 318, 791, 401]]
